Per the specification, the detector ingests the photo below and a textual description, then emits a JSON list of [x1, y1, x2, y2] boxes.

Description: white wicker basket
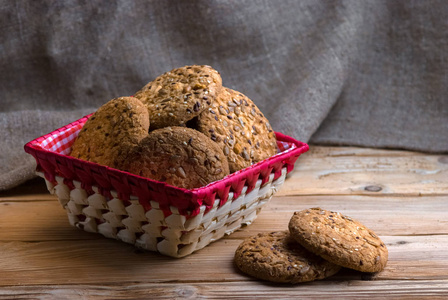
[[25, 115, 308, 258], [37, 168, 287, 257]]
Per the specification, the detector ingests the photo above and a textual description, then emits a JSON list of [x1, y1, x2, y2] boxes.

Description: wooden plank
[[278, 147, 448, 197], [1, 280, 448, 299], [304, 146, 430, 158], [0, 235, 447, 286], [0, 200, 99, 241], [0, 200, 101, 241], [1, 195, 447, 242], [0, 177, 50, 202]]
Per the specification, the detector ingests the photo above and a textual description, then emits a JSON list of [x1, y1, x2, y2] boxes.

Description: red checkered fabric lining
[[39, 123, 84, 155], [36, 120, 295, 155], [277, 140, 292, 153]]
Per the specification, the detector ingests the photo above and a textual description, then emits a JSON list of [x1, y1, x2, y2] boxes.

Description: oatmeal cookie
[[234, 231, 341, 283], [118, 126, 230, 189], [195, 87, 277, 173], [288, 208, 388, 273], [70, 96, 150, 168], [134, 65, 222, 130]]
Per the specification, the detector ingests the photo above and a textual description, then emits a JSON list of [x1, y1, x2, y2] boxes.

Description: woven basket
[[24, 115, 309, 257]]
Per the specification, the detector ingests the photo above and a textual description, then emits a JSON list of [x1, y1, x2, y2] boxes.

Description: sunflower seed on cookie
[[195, 87, 277, 173], [134, 65, 223, 130], [234, 231, 341, 283], [288, 208, 388, 273], [70, 96, 150, 168]]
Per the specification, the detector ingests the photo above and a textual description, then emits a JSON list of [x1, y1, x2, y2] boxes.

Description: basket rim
[[24, 113, 309, 197]]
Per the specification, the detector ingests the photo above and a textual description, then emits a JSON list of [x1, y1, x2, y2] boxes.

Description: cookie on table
[[70, 97, 150, 168], [118, 127, 230, 189], [134, 65, 223, 130], [195, 87, 277, 173], [234, 231, 341, 283], [288, 208, 388, 273]]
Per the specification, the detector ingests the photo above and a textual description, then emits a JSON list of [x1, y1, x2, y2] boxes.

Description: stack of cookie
[[235, 208, 388, 283], [70, 65, 278, 189]]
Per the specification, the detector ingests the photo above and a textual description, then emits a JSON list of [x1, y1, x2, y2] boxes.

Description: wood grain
[[1, 146, 447, 298], [0, 235, 448, 286], [278, 146, 448, 197], [1, 281, 448, 299]]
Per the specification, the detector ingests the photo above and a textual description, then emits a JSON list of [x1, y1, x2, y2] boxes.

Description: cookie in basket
[[118, 126, 230, 189], [70, 96, 150, 168], [234, 231, 341, 283], [194, 87, 277, 173], [134, 65, 223, 130], [288, 208, 388, 273]]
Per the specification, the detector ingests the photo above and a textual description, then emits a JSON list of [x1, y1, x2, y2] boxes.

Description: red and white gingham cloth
[[39, 123, 84, 155], [277, 140, 292, 153], [36, 119, 295, 156]]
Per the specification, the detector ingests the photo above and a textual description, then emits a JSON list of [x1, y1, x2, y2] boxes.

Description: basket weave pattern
[[25, 115, 309, 257]]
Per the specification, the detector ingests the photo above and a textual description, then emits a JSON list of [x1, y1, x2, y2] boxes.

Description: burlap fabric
[[1, 0, 447, 190]]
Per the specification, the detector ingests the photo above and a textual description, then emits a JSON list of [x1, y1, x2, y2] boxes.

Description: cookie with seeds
[[234, 231, 341, 283], [118, 127, 229, 189], [134, 65, 222, 130], [70, 97, 150, 168], [288, 208, 388, 273], [195, 87, 277, 173]]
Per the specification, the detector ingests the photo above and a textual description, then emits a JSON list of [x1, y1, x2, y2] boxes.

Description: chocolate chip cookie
[[234, 231, 341, 283], [134, 65, 222, 130], [70, 97, 150, 168], [195, 87, 278, 173], [288, 208, 388, 273], [118, 126, 230, 189]]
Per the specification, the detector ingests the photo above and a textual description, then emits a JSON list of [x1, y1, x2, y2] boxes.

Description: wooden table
[[1, 146, 447, 299]]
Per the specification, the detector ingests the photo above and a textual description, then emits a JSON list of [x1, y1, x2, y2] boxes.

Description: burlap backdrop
[[1, 0, 447, 190]]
